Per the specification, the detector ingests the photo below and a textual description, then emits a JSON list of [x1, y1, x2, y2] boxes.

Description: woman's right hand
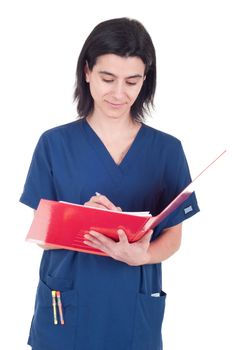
[[84, 194, 122, 211], [37, 195, 121, 250]]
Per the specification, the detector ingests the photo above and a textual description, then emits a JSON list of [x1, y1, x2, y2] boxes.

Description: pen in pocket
[[56, 291, 65, 325], [51, 290, 64, 325], [51, 290, 58, 325]]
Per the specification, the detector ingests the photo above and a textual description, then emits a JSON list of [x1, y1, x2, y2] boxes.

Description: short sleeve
[[154, 141, 200, 235], [19, 133, 57, 209]]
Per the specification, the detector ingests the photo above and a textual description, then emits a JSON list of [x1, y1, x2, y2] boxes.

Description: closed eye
[[126, 82, 137, 86], [102, 79, 114, 83], [102, 78, 139, 85]]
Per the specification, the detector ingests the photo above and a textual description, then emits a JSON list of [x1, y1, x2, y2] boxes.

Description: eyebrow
[[99, 71, 143, 79]]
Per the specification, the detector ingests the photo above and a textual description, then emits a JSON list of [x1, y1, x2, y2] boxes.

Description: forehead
[[94, 54, 145, 76]]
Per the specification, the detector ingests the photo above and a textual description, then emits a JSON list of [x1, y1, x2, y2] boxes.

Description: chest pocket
[[28, 277, 78, 350]]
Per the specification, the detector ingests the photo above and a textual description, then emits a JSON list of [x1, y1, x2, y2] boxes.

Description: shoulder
[[33, 120, 84, 155], [143, 125, 191, 182], [41, 120, 83, 140], [143, 123, 183, 152]]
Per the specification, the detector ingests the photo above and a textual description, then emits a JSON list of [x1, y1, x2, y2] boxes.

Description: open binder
[[25, 150, 226, 256]]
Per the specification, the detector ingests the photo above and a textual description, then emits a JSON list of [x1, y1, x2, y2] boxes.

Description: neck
[[86, 113, 140, 139]]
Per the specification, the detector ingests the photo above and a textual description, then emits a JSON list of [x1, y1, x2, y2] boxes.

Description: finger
[[84, 201, 110, 210], [92, 195, 119, 211], [87, 230, 115, 247], [83, 233, 105, 249], [117, 229, 129, 244], [84, 231, 115, 254], [83, 236, 101, 248], [83, 237, 108, 253]]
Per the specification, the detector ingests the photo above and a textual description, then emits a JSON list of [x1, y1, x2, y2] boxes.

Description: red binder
[[25, 150, 226, 255]]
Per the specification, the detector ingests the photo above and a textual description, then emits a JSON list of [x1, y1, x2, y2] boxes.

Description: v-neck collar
[[82, 119, 145, 171]]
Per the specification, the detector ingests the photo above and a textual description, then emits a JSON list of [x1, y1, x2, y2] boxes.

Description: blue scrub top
[[20, 119, 199, 350]]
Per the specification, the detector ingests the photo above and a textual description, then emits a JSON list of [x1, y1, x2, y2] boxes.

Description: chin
[[105, 108, 130, 119]]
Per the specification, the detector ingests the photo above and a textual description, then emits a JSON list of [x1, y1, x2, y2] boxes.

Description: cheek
[[89, 81, 109, 100], [129, 85, 143, 102]]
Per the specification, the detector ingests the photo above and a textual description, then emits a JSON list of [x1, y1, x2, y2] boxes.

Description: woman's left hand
[[83, 229, 153, 266]]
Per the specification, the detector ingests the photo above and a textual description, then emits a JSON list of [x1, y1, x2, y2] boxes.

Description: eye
[[126, 81, 137, 86], [102, 79, 114, 83]]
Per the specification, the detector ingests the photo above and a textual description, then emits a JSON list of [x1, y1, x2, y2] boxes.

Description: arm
[[145, 223, 182, 264], [84, 223, 182, 266]]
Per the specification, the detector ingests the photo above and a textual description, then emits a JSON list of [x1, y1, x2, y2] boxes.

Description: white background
[[0, 0, 231, 349]]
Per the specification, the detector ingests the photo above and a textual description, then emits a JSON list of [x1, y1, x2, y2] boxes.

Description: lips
[[105, 101, 126, 108]]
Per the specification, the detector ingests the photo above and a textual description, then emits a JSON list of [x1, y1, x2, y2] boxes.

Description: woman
[[20, 17, 199, 350]]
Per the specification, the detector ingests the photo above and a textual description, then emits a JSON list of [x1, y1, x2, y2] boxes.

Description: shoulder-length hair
[[73, 17, 156, 121]]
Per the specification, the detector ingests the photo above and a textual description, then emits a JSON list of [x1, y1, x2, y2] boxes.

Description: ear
[[84, 61, 90, 83]]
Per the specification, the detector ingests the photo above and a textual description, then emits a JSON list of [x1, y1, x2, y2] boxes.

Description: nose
[[111, 81, 126, 100]]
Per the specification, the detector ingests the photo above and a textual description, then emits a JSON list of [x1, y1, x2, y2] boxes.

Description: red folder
[[25, 150, 226, 256]]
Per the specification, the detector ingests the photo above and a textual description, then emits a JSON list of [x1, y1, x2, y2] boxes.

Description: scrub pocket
[[131, 291, 166, 350], [28, 277, 77, 350]]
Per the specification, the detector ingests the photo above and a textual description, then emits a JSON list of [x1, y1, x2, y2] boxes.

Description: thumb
[[117, 229, 128, 243]]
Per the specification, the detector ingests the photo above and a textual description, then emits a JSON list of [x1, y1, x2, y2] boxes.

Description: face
[[85, 54, 146, 120]]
